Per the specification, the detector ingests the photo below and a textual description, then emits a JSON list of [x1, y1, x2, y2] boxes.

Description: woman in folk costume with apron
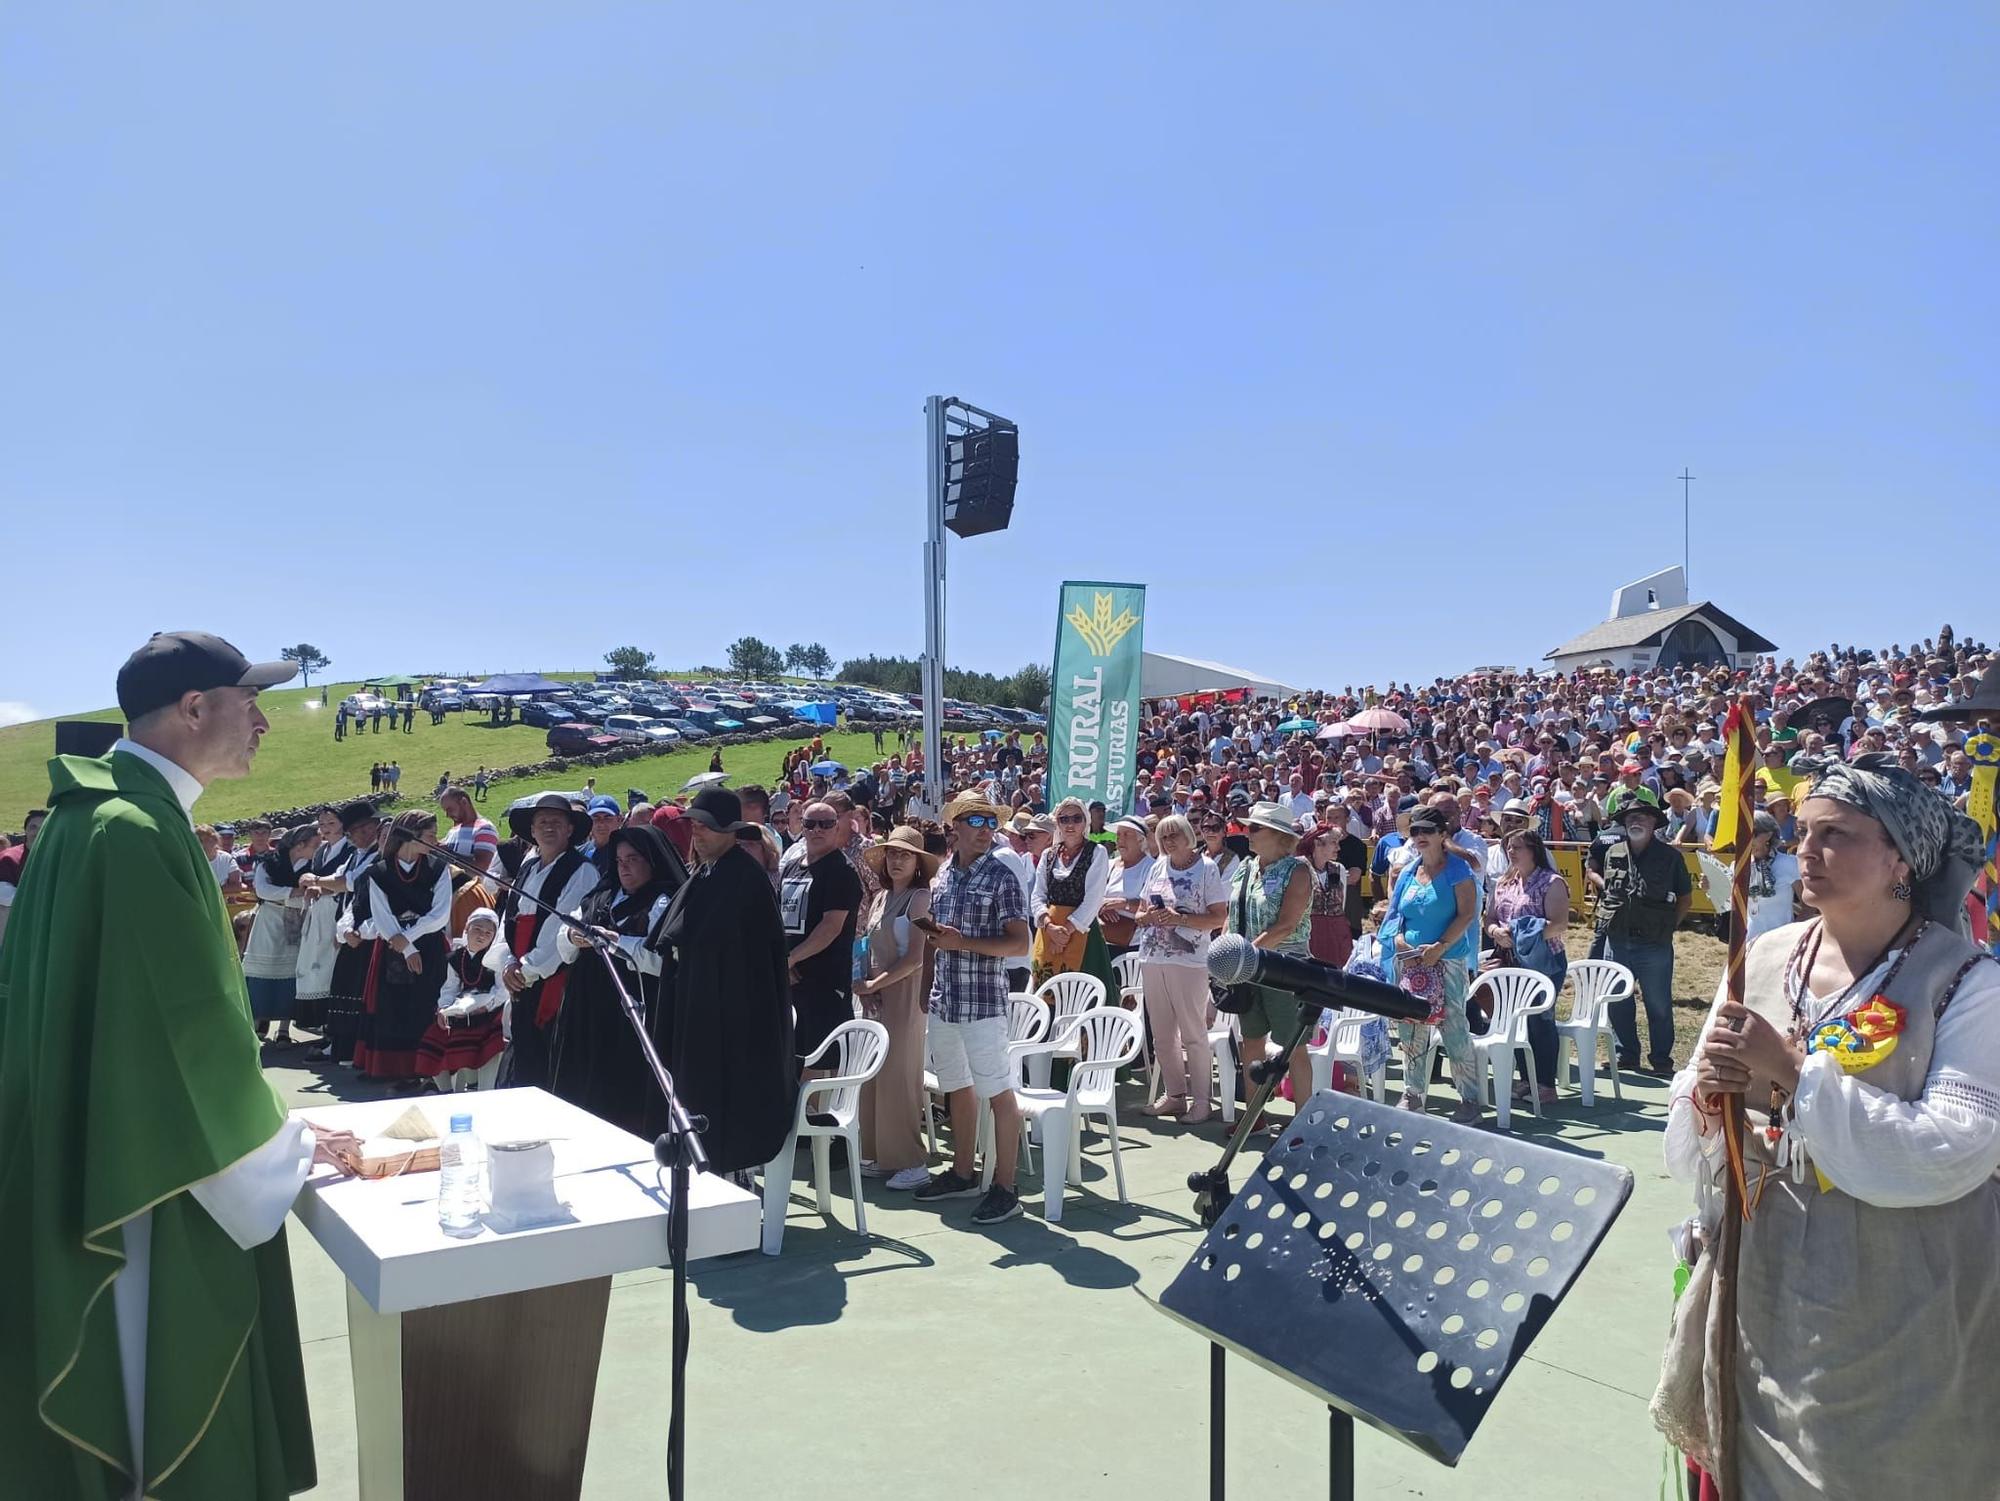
[[549, 822, 687, 1134], [1030, 795, 1118, 1001], [292, 806, 350, 1034], [244, 821, 322, 1047], [1657, 754, 2000, 1499], [416, 906, 511, 1092], [497, 792, 603, 1088], [321, 801, 388, 1064], [350, 811, 453, 1089]]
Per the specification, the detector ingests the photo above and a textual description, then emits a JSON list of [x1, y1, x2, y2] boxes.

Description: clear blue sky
[[3, 5, 1993, 722]]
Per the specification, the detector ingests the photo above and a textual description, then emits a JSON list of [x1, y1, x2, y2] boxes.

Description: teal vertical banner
[[1047, 581, 1146, 817]]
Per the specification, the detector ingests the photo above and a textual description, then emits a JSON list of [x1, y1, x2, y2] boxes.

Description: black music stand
[[1155, 1090, 1633, 1498]]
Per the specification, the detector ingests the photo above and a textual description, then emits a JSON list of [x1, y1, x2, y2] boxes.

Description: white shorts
[[927, 1015, 1013, 1101]]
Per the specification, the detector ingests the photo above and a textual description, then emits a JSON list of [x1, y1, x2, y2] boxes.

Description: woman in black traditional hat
[[350, 811, 453, 1091], [549, 822, 687, 1134], [649, 787, 796, 1180], [315, 800, 387, 1064], [496, 792, 605, 1088]]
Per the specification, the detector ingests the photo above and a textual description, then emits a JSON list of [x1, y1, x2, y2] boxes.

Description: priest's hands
[[309, 1125, 361, 1171]]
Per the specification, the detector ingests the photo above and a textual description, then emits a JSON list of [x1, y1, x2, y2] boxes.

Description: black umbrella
[[1916, 673, 2000, 723], [1793, 695, 1854, 737]]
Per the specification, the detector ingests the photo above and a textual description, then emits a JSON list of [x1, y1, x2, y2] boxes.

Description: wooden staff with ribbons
[[1700, 694, 1761, 1496]]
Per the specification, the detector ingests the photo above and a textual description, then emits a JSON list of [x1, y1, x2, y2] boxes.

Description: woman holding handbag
[[853, 827, 938, 1191], [1483, 826, 1569, 1110], [1384, 805, 1482, 1122]]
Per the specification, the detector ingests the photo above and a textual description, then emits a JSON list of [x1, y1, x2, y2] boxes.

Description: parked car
[[632, 718, 684, 744], [520, 701, 570, 729], [547, 723, 620, 756], [662, 717, 712, 741]]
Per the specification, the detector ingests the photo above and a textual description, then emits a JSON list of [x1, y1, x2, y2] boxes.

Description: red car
[[547, 723, 620, 756]]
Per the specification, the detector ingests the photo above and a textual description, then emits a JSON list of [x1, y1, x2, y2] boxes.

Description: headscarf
[[1797, 751, 1984, 933]]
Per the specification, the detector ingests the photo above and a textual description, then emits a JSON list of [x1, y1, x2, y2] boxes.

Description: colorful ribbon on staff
[[1965, 732, 1999, 952]]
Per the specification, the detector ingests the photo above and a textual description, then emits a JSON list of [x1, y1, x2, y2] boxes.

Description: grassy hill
[[0, 677, 887, 826]]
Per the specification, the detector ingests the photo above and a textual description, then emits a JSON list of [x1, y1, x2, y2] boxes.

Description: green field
[[0, 678, 890, 826]]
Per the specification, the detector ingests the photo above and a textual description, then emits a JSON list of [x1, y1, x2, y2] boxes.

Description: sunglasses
[[1056, 812, 1084, 824], [802, 818, 838, 830], [957, 813, 999, 829]]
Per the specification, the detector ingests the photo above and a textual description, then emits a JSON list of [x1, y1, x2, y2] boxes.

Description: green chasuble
[[0, 750, 315, 1500]]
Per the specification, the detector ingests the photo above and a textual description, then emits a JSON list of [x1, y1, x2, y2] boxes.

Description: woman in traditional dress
[[1300, 824, 1354, 968], [292, 806, 349, 1035], [1029, 796, 1118, 1002], [245, 823, 321, 1048], [497, 793, 604, 1088], [318, 801, 388, 1065], [852, 825, 938, 1191], [349, 811, 452, 1091], [416, 906, 511, 1093], [1659, 754, 2000, 1499], [549, 823, 686, 1133]]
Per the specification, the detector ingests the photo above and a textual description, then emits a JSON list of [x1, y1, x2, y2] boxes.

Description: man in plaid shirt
[[914, 791, 1031, 1224]]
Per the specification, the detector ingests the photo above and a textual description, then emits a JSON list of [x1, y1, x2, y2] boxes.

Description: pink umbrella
[[1314, 721, 1353, 740], [1345, 707, 1408, 733]]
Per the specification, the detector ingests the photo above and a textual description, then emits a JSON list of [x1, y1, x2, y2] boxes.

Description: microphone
[[1206, 933, 1429, 1023]]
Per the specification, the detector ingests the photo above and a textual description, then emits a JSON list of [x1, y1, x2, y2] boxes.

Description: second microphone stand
[[415, 836, 707, 1501]]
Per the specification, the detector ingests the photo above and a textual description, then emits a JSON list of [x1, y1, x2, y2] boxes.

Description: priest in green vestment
[[0, 632, 343, 1501]]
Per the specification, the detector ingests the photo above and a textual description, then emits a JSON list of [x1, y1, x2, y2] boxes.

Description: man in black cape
[[648, 789, 795, 1176]]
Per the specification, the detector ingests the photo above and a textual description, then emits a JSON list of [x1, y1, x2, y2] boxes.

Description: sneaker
[[913, 1169, 982, 1201], [969, 1185, 1023, 1225], [858, 1159, 887, 1179], [886, 1164, 932, 1191]]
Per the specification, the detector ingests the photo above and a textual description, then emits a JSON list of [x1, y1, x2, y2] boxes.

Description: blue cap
[[587, 795, 621, 817], [450, 1113, 473, 1132]]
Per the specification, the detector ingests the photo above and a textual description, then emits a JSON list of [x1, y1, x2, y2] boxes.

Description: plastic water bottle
[[852, 932, 871, 986], [438, 1114, 485, 1238]]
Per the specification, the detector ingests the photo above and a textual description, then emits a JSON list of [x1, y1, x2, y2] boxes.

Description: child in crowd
[[415, 907, 510, 1092]]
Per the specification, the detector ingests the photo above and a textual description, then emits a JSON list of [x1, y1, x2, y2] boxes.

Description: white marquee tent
[[1141, 651, 1299, 701]]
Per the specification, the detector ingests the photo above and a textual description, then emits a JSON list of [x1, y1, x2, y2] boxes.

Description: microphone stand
[[1187, 996, 1322, 1228], [411, 835, 707, 1501]]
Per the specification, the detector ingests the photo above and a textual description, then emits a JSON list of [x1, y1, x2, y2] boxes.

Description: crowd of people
[[6, 622, 1999, 1496], [28, 621, 1954, 1231]]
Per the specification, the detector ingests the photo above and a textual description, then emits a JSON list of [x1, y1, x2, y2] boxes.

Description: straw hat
[[862, 824, 942, 881], [1242, 800, 1299, 838], [942, 790, 1003, 823]]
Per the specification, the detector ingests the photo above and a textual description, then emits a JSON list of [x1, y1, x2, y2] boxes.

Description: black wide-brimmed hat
[[337, 799, 382, 831], [684, 787, 745, 832], [509, 791, 591, 845]]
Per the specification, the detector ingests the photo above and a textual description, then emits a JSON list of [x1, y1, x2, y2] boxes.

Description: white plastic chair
[[1209, 1014, 1239, 1124], [1308, 1008, 1390, 1102], [973, 996, 1056, 1176], [761, 1020, 889, 1255], [1469, 968, 1556, 1132], [1114, 951, 1155, 1085], [1005, 993, 1053, 1085], [1557, 960, 1633, 1107], [1004, 1007, 1141, 1221], [1022, 972, 1107, 1088]]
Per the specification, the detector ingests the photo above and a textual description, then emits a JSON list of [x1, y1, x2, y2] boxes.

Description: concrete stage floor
[[274, 1056, 1682, 1500]]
